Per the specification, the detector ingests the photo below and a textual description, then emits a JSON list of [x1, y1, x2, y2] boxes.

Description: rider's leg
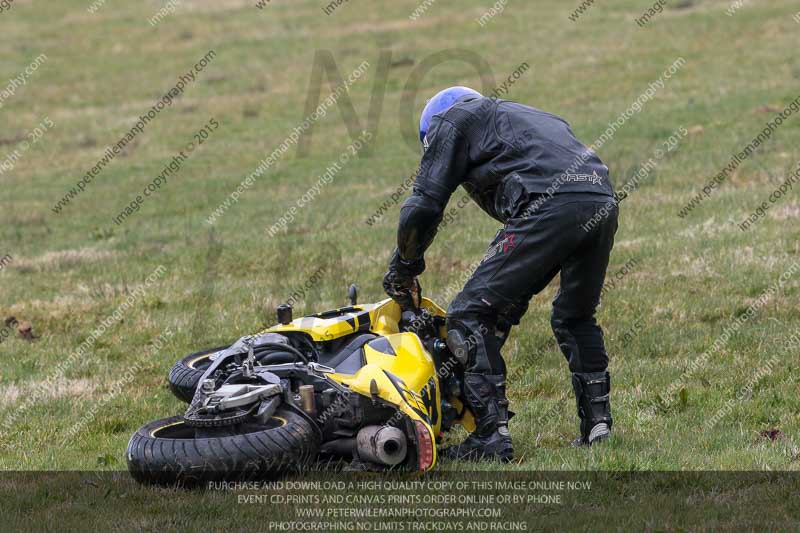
[[550, 200, 618, 446], [443, 217, 568, 461], [444, 295, 514, 461]]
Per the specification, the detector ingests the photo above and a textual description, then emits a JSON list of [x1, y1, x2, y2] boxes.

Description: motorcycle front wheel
[[126, 407, 320, 486]]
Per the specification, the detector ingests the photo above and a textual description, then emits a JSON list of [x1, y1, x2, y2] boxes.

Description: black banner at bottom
[[2, 471, 798, 531]]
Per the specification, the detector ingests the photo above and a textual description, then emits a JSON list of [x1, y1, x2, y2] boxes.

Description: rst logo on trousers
[[482, 232, 516, 263]]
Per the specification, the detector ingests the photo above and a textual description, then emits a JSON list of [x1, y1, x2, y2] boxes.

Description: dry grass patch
[[0, 378, 98, 408], [11, 248, 116, 273]]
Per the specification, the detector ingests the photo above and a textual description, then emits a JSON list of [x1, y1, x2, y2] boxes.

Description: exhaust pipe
[[356, 425, 408, 466]]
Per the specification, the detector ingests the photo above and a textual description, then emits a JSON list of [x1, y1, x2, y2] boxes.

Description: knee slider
[[446, 323, 474, 365]]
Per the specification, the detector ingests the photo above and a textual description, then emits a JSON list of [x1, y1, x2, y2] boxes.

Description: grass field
[[1, 0, 800, 528]]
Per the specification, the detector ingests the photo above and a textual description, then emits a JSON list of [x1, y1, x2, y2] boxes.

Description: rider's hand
[[383, 270, 422, 311]]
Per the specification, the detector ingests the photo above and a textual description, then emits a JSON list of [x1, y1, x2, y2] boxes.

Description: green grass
[[1, 0, 799, 528]]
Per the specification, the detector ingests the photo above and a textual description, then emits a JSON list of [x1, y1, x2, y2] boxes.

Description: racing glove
[[382, 270, 422, 312]]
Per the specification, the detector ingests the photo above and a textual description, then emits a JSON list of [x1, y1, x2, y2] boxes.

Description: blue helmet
[[419, 86, 482, 143]]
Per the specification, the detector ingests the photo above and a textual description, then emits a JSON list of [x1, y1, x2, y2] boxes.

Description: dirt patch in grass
[[0, 378, 98, 408], [11, 248, 116, 273], [770, 202, 800, 221]]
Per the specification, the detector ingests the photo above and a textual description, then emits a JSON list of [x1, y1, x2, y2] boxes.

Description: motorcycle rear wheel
[[167, 346, 227, 403], [126, 407, 320, 485]]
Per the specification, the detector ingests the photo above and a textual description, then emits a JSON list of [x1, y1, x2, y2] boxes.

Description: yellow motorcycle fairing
[[265, 297, 471, 470], [330, 331, 441, 469]]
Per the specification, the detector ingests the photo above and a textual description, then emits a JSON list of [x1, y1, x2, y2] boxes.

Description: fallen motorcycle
[[126, 286, 476, 485]]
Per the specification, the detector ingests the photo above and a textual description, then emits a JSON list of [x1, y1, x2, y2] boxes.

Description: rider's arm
[[390, 116, 470, 277]]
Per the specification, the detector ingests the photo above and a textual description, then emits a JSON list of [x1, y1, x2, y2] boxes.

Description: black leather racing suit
[[389, 96, 618, 379]]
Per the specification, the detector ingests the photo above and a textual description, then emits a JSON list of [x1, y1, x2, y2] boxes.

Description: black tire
[[126, 407, 320, 486], [168, 346, 228, 403]]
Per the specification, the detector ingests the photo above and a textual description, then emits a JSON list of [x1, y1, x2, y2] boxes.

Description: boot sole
[[572, 426, 612, 448]]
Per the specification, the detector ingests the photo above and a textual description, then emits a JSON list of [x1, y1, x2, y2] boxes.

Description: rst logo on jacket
[[563, 171, 604, 186]]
